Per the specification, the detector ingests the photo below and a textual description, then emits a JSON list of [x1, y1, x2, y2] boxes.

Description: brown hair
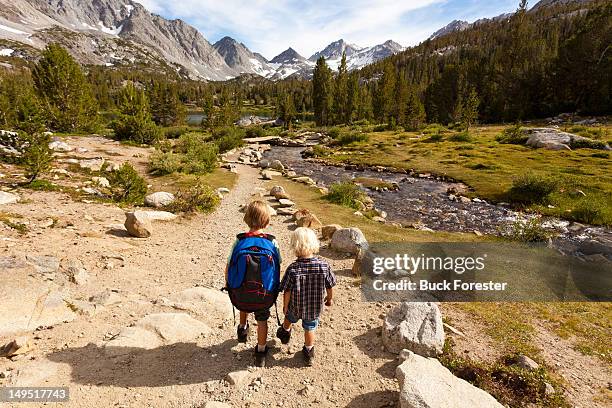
[[243, 200, 271, 230]]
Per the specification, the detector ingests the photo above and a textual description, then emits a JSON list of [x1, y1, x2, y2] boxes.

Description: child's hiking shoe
[[276, 326, 291, 344], [236, 324, 249, 343], [302, 346, 315, 367], [254, 345, 268, 367]]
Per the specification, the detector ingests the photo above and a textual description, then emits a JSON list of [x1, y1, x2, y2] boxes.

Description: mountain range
[[0, 0, 591, 81], [0, 0, 404, 81]]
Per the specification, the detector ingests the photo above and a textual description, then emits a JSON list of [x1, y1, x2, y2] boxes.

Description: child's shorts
[[286, 311, 319, 331], [253, 308, 271, 322]]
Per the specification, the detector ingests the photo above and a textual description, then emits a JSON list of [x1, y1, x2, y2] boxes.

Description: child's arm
[[325, 287, 333, 306], [283, 291, 291, 314]]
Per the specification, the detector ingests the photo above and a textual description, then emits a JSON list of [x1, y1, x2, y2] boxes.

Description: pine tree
[[346, 72, 359, 124], [21, 132, 53, 183], [462, 88, 480, 132], [32, 44, 98, 132], [201, 90, 215, 129], [374, 62, 397, 125], [312, 57, 334, 126], [111, 83, 161, 144], [333, 52, 349, 124], [277, 93, 297, 129], [149, 82, 185, 127], [405, 87, 426, 131]]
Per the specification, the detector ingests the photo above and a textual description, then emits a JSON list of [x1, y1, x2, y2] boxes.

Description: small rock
[[79, 158, 105, 172], [269, 160, 284, 171], [277, 198, 295, 208], [226, 370, 251, 388], [0, 336, 32, 358], [0, 191, 19, 205], [144, 192, 175, 208], [321, 224, 342, 240], [91, 177, 110, 188], [124, 211, 152, 238], [544, 382, 555, 396], [382, 302, 445, 356], [48, 140, 72, 152], [515, 355, 539, 370], [261, 170, 281, 180], [330, 227, 368, 255], [26, 255, 59, 274], [269, 186, 286, 197], [296, 213, 322, 230]]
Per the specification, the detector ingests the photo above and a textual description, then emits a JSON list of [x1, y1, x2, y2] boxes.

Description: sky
[[137, 0, 523, 60]]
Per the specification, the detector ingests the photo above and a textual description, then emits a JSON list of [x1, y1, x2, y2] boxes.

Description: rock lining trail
[[0, 136, 609, 408]]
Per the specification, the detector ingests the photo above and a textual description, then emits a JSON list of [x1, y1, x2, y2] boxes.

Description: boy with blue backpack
[[225, 200, 282, 367]]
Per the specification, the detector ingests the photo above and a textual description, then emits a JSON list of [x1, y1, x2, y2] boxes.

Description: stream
[[263, 146, 612, 258]]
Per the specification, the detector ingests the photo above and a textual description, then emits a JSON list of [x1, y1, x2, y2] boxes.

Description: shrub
[[569, 138, 609, 150], [507, 174, 558, 205], [106, 162, 147, 204], [508, 218, 552, 243], [327, 127, 342, 139], [111, 115, 162, 145], [570, 198, 607, 225], [175, 132, 207, 154], [164, 126, 190, 139], [166, 182, 220, 214], [148, 151, 182, 175], [569, 126, 608, 140], [425, 133, 444, 143], [245, 126, 266, 138], [496, 124, 527, 145], [422, 124, 449, 135], [212, 126, 245, 153], [591, 152, 609, 159], [449, 132, 473, 142], [311, 145, 331, 158], [21, 132, 54, 182], [325, 181, 366, 209], [182, 142, 218, 174], [372, 124, 387, 132], [336, 132, 369, 145]]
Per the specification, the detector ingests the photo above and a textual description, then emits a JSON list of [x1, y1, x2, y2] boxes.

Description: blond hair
[[291, 227, 320, 258], [243, 200, 271, 230]]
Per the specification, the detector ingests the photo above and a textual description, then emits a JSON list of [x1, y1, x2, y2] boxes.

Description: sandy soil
[[0, 136, 609, 408]]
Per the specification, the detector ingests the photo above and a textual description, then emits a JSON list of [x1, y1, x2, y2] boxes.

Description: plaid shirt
[[279, 257, 336, 321]]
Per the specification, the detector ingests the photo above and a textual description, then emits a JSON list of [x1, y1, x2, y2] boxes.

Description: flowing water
[[263, 146, 612, 256]]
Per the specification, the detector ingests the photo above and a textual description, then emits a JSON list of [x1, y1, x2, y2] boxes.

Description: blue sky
[[138, 0, 523, 59]]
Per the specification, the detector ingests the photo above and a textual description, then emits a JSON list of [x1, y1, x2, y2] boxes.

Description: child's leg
[[304, 329, 315, 347], [282, 317, 292, 331], [257, 320, 268, 348], [239, 311, 248, 327]]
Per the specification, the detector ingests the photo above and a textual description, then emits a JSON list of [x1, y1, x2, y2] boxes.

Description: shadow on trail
[[47, 338, 310, 387], [352, 327, 397, 379], [48, 339, 249, 387], [346, 390, 399, 407]]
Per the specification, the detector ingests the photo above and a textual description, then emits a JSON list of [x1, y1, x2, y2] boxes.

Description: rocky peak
[[270, 47, 307, 64], [429, 20, 471, 40], [309, 39, 362, 61]]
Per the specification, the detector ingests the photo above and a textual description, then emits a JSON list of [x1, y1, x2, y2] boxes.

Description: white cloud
[[135, 0, 443, 59], [135, 0, 520, 58]]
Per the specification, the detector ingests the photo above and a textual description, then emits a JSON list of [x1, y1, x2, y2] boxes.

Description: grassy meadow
[[308, 123, 612, 226]]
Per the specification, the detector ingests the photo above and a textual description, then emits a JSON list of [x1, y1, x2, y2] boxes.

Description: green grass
[[149, 167, 237, 194], [316, 124, 612, 225], [0, 211, 28, 234]]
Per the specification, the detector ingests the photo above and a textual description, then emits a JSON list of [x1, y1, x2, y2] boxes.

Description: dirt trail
[[1, 137, 609, 408], [0, 139, 397, 408]]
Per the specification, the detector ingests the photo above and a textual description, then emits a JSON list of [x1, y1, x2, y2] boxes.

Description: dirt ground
[[0, 136, 609, 408]]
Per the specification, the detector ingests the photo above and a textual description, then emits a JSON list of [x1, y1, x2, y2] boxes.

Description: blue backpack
[[226, 233, 281, 314]]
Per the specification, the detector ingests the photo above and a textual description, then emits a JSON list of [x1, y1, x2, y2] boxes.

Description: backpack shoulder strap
[[237, 232, 276, 242]]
